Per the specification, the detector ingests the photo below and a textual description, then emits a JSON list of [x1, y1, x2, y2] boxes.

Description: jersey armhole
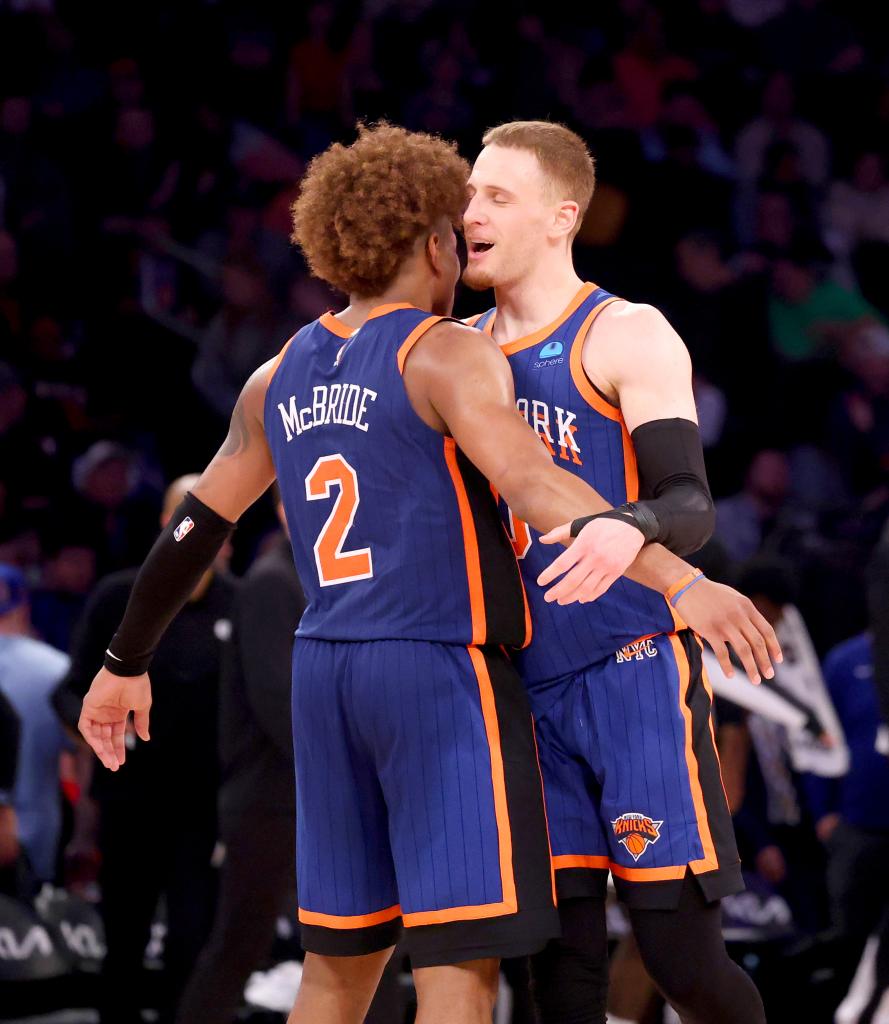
[[396, 315, 460, 374], [568, 296, 623, 422], [266, 335, 297, 389]]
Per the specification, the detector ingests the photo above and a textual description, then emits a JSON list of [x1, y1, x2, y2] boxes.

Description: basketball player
[[463, 121, 772, 1024], [74, 124, 770, 1024]]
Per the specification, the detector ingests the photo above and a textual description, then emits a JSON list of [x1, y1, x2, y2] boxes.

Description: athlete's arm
[[575, 301, 715, 556], [405, 321, 781, 684], [78, 362, 277, 772], [405, 321, 698, 596]]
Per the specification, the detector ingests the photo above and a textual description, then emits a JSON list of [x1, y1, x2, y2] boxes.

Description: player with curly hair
[[75, 122, 774, 1023]]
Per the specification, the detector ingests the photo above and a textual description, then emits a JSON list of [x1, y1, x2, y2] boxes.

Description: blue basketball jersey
[[473, 283, 680, 685], [264, 305, 529, 647]]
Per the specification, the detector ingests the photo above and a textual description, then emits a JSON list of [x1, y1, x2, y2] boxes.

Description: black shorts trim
[[406, 905, 558, 968], [300, 917, 403, 958], [552, 862, 745, 911], [554, 866, 609, 901], [613, 863, 745, 910]]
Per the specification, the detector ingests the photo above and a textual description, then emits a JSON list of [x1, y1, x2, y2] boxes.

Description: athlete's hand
[[537, 518, 645, 605], [674, 579, 782, 685], [78, 668, 152, 772]]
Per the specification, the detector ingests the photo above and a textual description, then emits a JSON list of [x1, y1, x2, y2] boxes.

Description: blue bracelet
[[669, 572, 706, 608]]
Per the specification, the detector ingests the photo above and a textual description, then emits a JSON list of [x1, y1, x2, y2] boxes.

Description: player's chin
[[461, 263, 496, 291]]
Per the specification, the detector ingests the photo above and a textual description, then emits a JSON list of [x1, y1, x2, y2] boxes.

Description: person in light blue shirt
[[0, 564, 72, 885]]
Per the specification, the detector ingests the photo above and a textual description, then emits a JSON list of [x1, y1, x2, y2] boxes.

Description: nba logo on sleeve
[[611, 812, 663, 861], [174, 517, 195, 542]]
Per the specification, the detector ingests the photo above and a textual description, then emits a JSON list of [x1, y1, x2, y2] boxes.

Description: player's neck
[[492, 263, 585, 345], [336, 273, 438, 330]]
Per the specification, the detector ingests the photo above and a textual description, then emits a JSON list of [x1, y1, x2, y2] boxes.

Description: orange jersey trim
[[609, 862, 689, 882], [464, 312, 484, 327], [567, 296, 623, 423], [567, 296, 640, 504], [367, 301, 414, 321], [298, 903, 402, 929], [405, 646, 519, 927], [499, 283, 597, 356], [266, 336, 295, 387], [403, 900, 515, 926], [620, 419, 639, 501], [552, 854, 610, 871], [319, 311, 355, 339], [466, 645, 517, 912], [396, 315, 446, 375], [443, 438, 486, 644], [670, 633, 719, 872]]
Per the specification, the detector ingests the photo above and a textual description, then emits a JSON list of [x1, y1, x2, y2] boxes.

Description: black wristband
[[570, 501, 660, 542], [104, 492, 235, 676]]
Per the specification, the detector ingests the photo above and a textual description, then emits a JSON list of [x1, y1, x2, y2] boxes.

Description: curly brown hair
[[291, 123, 470, 298]]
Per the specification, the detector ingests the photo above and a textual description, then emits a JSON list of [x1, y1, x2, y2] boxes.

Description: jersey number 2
[[305, 455, 373, 586]]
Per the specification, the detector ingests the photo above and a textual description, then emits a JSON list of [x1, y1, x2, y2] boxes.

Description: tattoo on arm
[[219, 394, 252, 457]]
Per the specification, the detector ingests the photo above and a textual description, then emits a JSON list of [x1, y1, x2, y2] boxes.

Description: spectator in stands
[[30, 530, 98, 653], [767, 240, 886, 364], [806, 629, 889, 1011], [736, 72, 830, 189], [0, 564, 72, 892], [70, 440, 160, 576], [0, 687, 21, 897], [715, 449, 792, 561]]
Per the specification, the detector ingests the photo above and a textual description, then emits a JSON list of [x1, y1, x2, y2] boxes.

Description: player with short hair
[[463, 120, 774, 1024]]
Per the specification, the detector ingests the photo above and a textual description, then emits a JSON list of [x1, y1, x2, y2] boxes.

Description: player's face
[[463, 145, 555, 291], [429, 219, 462, 317]]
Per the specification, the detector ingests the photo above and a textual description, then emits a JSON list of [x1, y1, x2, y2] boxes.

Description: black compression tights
[[531, 895, 610, 1024], [531, 877, 767, 1024]]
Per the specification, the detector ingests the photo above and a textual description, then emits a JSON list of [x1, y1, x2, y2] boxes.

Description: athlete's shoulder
[[402, 317, 503, 378], [589, 299, 688, 362]]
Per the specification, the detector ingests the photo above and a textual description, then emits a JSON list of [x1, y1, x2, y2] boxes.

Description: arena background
[[0, 1, 888, 1022]]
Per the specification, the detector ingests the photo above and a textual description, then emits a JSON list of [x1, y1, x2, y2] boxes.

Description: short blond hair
[[482, 121, 596, 236]]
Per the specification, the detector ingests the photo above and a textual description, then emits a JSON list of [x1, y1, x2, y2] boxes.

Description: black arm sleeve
[[0, 689, 20, 795], [630, 417, 715, 557], [867, 526, 889, 728], [104, 492, 235, 676]]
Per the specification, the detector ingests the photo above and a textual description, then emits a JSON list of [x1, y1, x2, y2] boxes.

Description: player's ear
[[425, 232, 442, 275], [552, 201, 580, 240]]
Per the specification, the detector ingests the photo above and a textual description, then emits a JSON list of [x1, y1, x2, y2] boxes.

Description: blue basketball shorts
[[528, 629, 743, 910], [291, 638, 559, 966]]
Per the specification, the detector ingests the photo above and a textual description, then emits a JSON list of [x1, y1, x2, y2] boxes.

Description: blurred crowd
[[1, 0, 888, 1021]]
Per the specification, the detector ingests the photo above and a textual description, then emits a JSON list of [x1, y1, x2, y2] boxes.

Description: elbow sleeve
[[630, 418, 715, 556]]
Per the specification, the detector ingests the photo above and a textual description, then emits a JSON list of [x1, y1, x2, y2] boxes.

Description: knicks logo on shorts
[[611, 812, 663, 861]]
